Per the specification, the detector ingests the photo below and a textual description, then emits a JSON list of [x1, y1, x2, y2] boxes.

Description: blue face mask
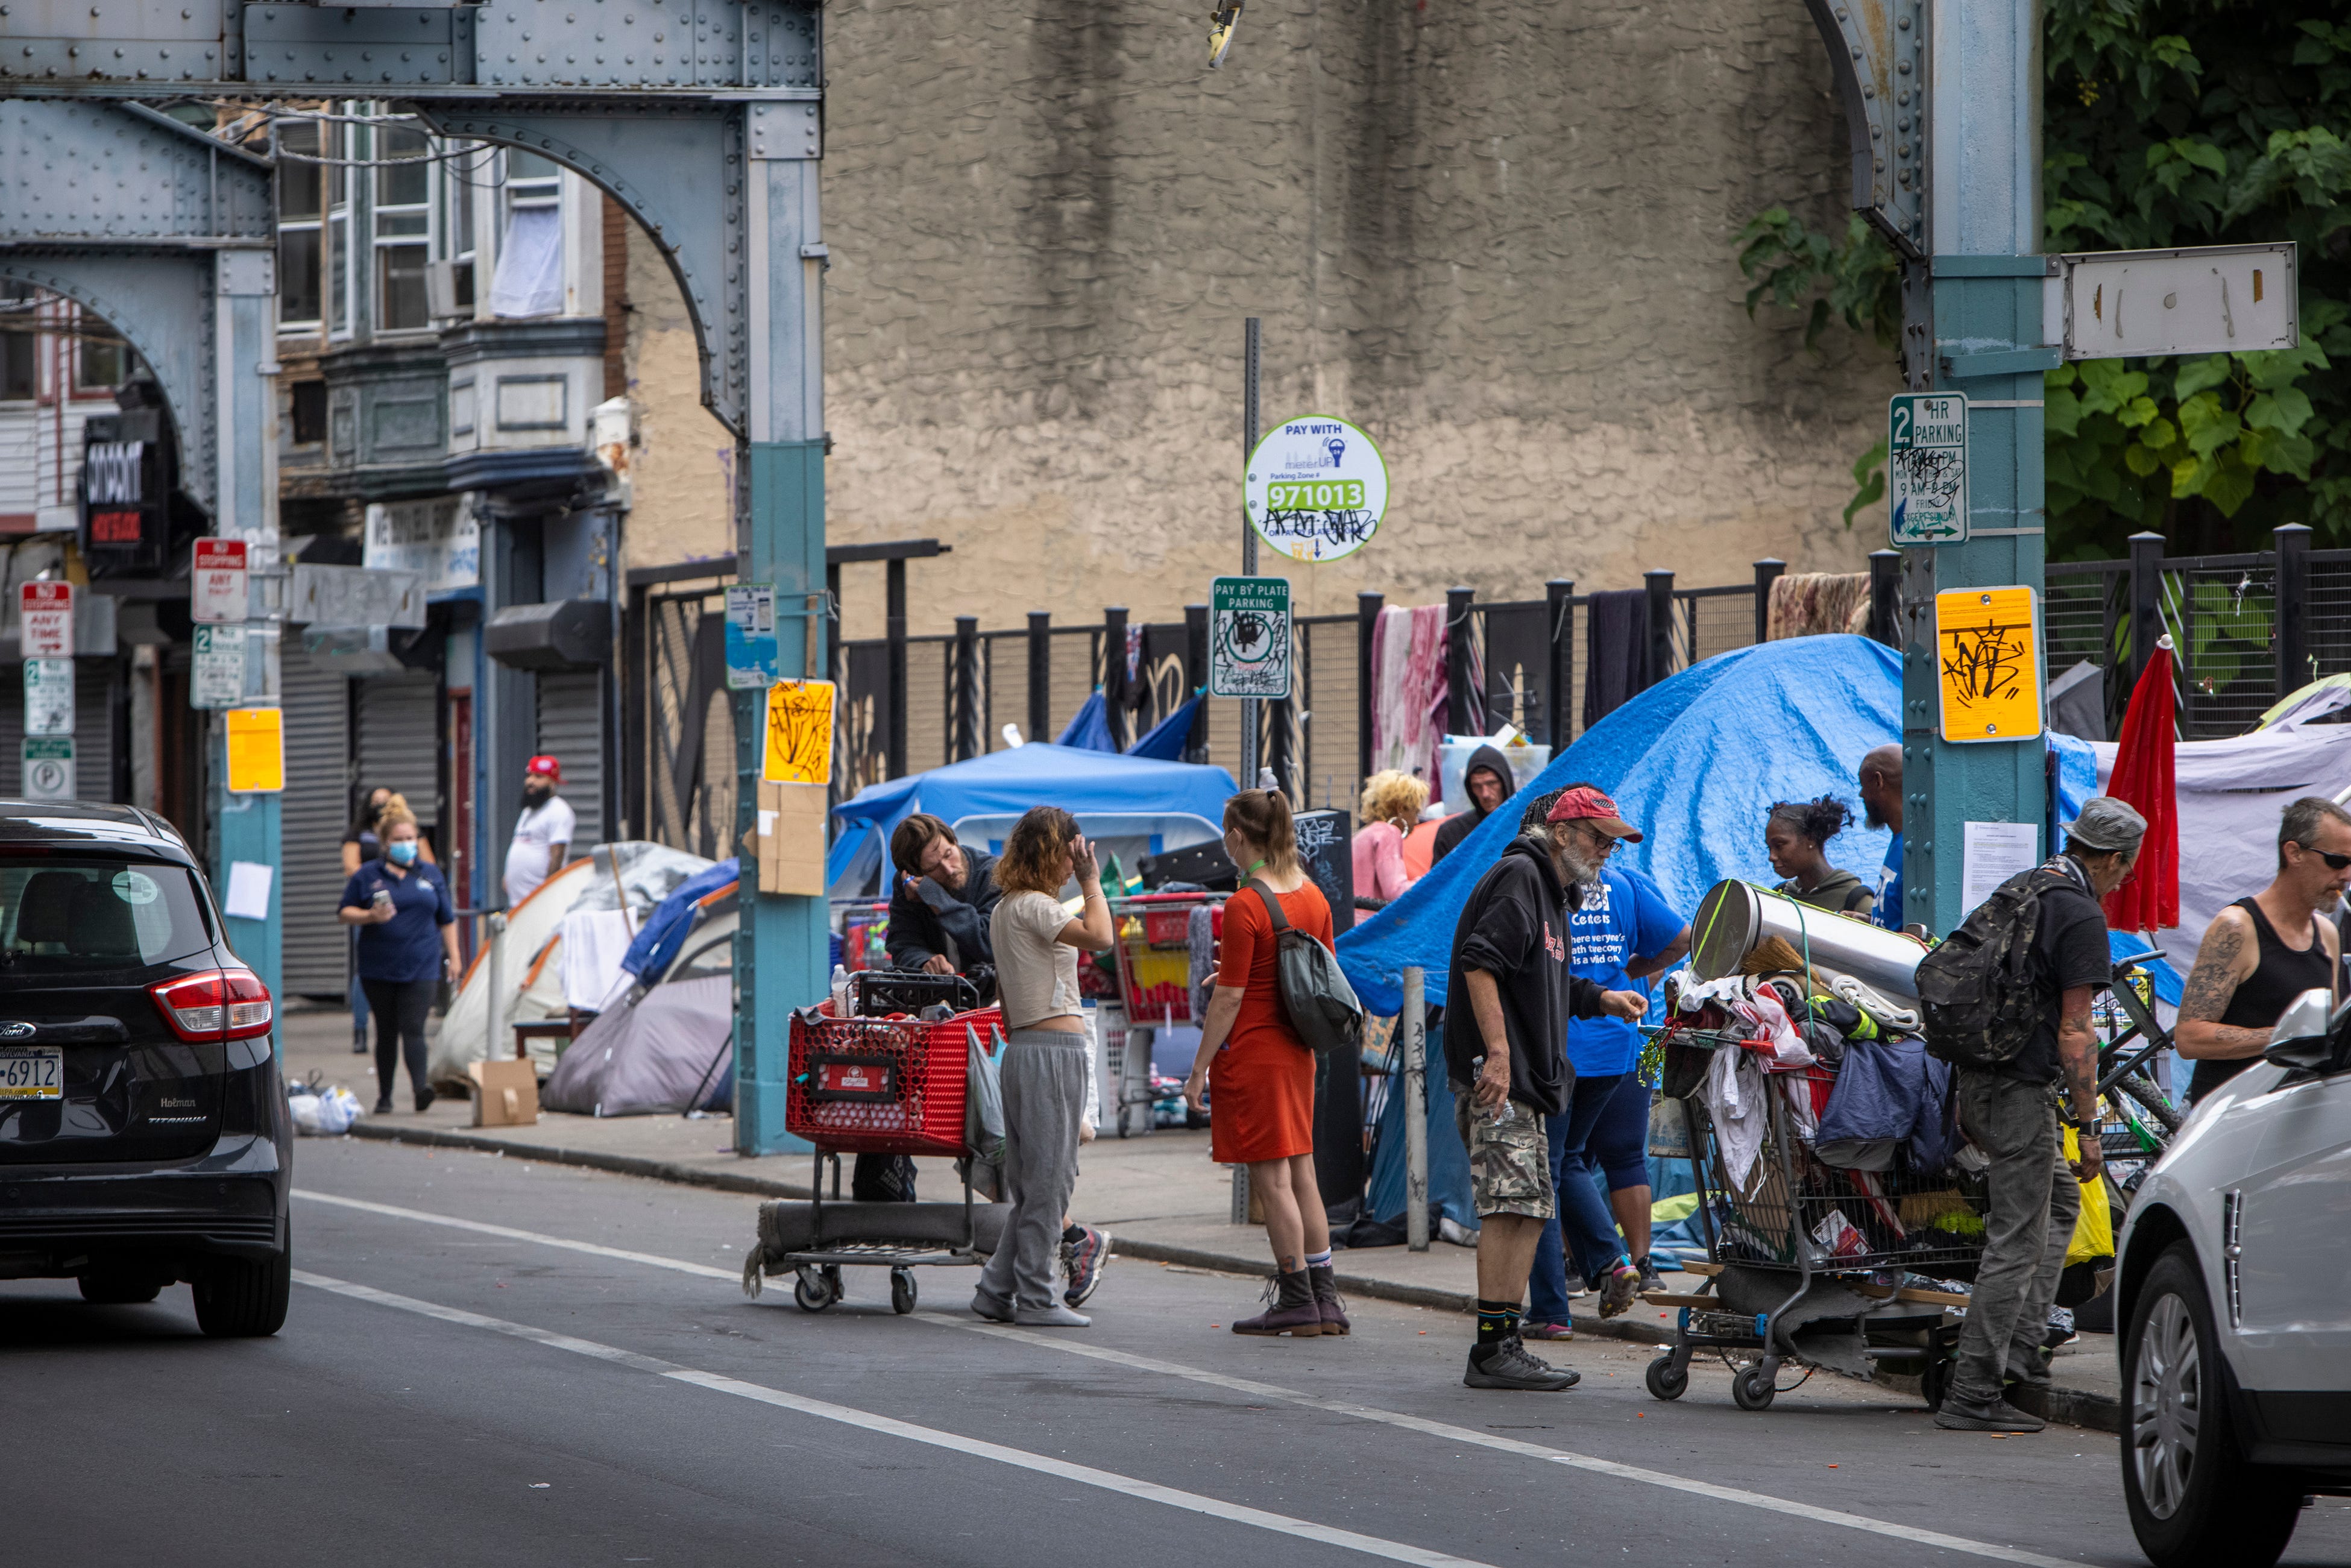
[[388, 840, 420, 867]]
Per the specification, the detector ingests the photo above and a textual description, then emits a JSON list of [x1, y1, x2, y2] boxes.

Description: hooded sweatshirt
[[1443, 834, 1614, 1117], [886, 848, 1001, 973], [1774, 865, 1874, 918], [1430, 743, 1517, 866]]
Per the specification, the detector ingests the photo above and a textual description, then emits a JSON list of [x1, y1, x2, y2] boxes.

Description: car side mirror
[[2262, 987, 2338, 1073]]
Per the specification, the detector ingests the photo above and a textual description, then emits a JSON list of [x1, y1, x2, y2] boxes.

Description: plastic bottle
[[829, 963, 850, 1014]]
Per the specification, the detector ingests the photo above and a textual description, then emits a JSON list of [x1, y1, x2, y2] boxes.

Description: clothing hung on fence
[[1371, 604, 1449, 789], [1766, 573, 1870, 640], [1583, 588, 1650, 728]]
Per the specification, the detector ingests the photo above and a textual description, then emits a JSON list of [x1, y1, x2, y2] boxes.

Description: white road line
[[294, 1189, 2088, 1568], [951, 1323, 2088, 1568], [292, 1270, 1493, 1568], [293, 1189, 740, 1281]]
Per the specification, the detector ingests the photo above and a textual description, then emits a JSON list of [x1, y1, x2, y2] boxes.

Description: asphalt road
[[10, 1138, 2350, 1568]]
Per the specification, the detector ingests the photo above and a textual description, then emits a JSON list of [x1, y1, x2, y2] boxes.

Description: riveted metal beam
[[1802, 0, 1928, 259]]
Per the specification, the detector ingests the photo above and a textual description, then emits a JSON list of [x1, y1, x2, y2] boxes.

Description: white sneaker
[[1438, 1217, 1481, 1249], [1013, 1303, 1091, 1327]]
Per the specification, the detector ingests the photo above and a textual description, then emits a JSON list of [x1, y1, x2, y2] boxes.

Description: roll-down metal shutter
[[280, 646, 353, 998], [355, 672, 440, 828], [535, 669, 602, 851]]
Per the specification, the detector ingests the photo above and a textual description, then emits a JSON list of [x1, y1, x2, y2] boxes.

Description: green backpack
[[1915, 863, 2078, 1068]]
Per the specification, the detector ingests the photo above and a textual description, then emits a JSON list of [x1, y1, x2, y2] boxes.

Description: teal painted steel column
[[1901, 0, 2051, 935], [211, 250, 283, 1050], [734, 130, 826, 1155]]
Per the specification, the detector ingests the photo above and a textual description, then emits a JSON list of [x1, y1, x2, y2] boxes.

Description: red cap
[[526, 755, 562, 784], [1546, 785, 1642, 843]]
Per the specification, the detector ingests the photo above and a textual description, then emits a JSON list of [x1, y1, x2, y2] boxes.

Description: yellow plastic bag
[[2060, 1124, 2115, 1266]]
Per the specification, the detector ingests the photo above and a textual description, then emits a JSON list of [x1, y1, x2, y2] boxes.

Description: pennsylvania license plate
[[0, 1046, 62, 1100]]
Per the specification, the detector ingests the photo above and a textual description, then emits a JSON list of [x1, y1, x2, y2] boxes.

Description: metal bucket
[[1688, 880, 1925, 999]]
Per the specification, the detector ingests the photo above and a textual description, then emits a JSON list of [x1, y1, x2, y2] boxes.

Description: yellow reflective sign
[[224, 707, 285, 792], [761, 679, 836, 786], [1936, 587, 2042, 743]]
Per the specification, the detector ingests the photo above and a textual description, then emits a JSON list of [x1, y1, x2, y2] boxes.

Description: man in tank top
[[2176, 796, 2351, 1105]]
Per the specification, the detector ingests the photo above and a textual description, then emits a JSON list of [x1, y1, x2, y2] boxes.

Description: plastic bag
[[2061, 1125, 2117, 1266], [965, 1024, 1006, 1163], [290, 1085, 366, 1137]]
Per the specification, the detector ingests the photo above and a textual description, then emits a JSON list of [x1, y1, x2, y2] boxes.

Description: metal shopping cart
[[1103, 892, 1220, 1135], [1639, 1014, 1989, 1413], [741, 971, 1009, 1315]]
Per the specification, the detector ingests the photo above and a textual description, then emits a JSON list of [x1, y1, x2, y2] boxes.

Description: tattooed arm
[[2057, 983, 2105, 1182], [2174, 907, 2269, 1061]]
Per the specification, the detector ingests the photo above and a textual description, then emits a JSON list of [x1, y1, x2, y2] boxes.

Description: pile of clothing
[[1664, 971, 1982, 1268]]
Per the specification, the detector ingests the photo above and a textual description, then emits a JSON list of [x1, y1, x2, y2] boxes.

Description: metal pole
[[1899, 0, 2050, 936], [1027, 610, 1051, 745], [952, 614, 980, 761], [1183, 603, 1210, 765], [1867, 550, 1901, 647], [885, 558, 908, 779], [1643, 569, 1676, 690], [1240, 316, 1262, 791], [485, 912, 508, 1065], [1356, 590, 1383, 789], [1544, 578, 1573, 749], [1230, 1165, 1252, 1226], [1402, 965, 1429, 1253], [1444, 587, 1476, 737], [1752, 558, 1786, 644], [2276, 524, 2312, 702]]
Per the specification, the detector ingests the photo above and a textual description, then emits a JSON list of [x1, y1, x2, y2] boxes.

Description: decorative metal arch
[[0, 99, 275, 518]]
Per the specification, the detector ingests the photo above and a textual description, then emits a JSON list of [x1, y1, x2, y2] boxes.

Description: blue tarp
[[1127, 695, 1201, 761], [1056, 690, 1117, 752], [1338, 635, 1906, 1016], [825, 743, 1239, 890], [620, 858, 738, 980]]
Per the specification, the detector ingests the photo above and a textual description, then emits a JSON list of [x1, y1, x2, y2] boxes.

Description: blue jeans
[[1527, 1072, 1628, 1324]]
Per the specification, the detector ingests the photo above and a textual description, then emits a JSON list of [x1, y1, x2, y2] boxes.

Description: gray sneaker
[[1934, 1393, 2044, 1433], [970, 1289, 1013, 1323], [1464, 1337, 1580, 1391]]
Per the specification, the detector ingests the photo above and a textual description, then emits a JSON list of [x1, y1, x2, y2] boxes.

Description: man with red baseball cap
[[503, 754, 576, 907]]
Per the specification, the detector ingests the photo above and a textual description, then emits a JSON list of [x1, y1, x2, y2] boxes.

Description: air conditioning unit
[[426, 260, 467, 321]]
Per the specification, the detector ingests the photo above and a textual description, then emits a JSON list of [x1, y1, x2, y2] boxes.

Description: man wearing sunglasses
[[2176, 796, 2351, 1105]]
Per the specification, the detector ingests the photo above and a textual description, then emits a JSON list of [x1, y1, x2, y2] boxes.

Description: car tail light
[[151, 968, 274, 1042]]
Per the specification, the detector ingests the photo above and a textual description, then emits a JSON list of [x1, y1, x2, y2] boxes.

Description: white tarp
[[2092, 723, 2351, 948], [428, 841, 712, 1084]]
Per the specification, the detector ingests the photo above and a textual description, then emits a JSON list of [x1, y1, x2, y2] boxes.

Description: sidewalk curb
[[342, 1120, 2120, 1431]]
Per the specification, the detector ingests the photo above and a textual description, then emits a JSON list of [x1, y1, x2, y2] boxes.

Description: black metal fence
[[2045, 524, 2346, 741]]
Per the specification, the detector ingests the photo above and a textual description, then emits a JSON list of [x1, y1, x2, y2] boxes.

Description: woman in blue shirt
[[338, 812, 460, 1114]]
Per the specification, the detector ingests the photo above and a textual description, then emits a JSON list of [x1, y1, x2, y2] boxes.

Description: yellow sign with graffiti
[[761, 679, 836, 786], [1936, 587, 2042, 743]]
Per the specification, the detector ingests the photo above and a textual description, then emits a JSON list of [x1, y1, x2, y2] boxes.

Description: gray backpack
[[1250, 880, 1365, 1056]]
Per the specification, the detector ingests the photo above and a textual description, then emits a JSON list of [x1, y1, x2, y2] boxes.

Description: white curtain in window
[[489, 206, 563, 318]]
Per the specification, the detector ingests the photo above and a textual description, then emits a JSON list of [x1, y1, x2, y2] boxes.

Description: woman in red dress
[[1181, 790, 1344, 1338]]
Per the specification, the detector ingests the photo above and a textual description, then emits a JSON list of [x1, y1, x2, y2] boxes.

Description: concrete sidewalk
[[285, 1001, 2120, 1430]]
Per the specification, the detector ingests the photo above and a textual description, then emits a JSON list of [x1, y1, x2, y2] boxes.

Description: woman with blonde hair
[[1182, 789, 1342, 1337], [1352, 769, 1427, 907], [975, 806, 1116, 1326]]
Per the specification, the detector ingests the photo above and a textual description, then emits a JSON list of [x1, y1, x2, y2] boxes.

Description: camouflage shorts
[[1452, 1085, 1554, 1221]]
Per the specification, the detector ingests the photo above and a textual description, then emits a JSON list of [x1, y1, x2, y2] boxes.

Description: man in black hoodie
[[1430, 744, 1517, 866], [1444, 788, 1647, 1391], [884, 814, 999, 984]]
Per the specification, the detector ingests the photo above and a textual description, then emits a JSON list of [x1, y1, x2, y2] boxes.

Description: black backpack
[[1250, 880, 1364, 1056], [1915, 863, 2082, 1068]]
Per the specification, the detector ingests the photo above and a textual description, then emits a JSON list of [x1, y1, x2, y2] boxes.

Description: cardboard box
[[749, 778, 828, 896], [468, 1057, 541, 1127]]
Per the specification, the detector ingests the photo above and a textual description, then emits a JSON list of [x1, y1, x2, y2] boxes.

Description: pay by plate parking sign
[[1889, 392, 1968, 546], [1210, 576, 1291, 700]]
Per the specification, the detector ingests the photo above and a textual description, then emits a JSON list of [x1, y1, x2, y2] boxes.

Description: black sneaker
[[1634, 1256, 1666, 1294], [1464, 1337, 1579, 1391], [414, 1086, 436, 1113]]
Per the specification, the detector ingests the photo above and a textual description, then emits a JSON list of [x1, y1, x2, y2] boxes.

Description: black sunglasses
[[2296, 842, 2351, 871]]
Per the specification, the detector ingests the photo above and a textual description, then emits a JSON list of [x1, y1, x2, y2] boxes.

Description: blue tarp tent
[[1337, 635, 1907, 1016], [826, 743, 1239, 896], [1127, 695, 1201, 761], [1056, 690, 1118, 752]]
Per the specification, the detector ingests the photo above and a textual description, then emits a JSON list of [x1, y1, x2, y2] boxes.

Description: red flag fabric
[[2101, 640, 2179, 932]]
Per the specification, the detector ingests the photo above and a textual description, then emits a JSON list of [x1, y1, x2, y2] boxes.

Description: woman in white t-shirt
[[974, 805, 1115, 1326]]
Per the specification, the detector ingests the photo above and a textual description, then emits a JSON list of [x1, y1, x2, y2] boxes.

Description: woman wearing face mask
[[338, 811, 461, 1113]]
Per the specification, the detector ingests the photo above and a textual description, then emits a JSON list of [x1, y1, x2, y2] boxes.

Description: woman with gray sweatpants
[[974, 806, 1116, 1326]]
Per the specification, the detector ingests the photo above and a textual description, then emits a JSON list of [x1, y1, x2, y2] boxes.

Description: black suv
[[0, 802, 289, 1335]]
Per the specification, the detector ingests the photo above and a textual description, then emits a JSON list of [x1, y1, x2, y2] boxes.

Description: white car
[[2114, 987, 2351, 1568]]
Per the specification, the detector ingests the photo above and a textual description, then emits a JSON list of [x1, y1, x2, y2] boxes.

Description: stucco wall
[[630, 0, 1896, 638]]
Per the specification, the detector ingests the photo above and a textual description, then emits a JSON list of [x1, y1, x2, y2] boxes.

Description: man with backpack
[[1919, 796, 2143, 1433]]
